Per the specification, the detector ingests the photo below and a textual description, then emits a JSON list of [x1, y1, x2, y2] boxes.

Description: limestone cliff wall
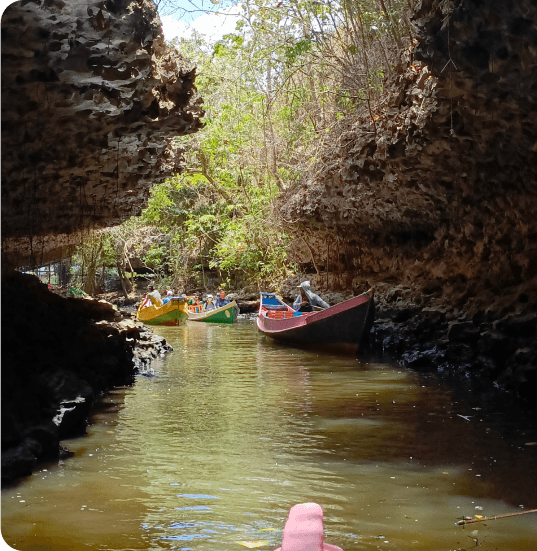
[[1, 0, 204, 267], [280, 0, 537, 318]]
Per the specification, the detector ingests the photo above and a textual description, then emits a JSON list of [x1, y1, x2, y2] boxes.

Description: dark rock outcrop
[[279, 0, 537, 311], [369, 300, 537, 410], [277, 1, 537, 401], [1, 270, 171, 486], [1, 0, 204, 267]]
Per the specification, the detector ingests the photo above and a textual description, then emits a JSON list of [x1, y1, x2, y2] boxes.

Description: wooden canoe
[[256, 289, 375, 352], [187, 300, 238, 324], [136, 297, 189, 326]]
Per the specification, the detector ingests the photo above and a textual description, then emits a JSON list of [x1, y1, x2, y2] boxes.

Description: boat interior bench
[[266, 309, 305, 319], [261, 293, 306, 318]]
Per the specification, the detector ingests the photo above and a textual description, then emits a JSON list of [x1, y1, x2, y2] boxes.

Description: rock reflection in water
[[2, 321, 536, 550]]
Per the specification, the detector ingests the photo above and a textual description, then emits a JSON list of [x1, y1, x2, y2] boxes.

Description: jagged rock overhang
[[1, 0, 204, 268], [278, 0, 537, 306]]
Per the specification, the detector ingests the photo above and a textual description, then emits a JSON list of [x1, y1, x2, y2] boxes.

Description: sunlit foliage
[[71, 0, 413, 292]]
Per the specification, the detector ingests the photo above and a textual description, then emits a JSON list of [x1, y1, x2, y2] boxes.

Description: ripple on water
[[1, 321, 536, 551]]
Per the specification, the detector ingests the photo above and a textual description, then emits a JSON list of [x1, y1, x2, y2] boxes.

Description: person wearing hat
[[215, 290, 230, 308], [202, 293, 217, 311], [293, 281, 329, 312]]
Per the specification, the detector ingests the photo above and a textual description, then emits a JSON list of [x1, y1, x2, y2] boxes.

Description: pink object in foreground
[[274, 503, 344, 551]]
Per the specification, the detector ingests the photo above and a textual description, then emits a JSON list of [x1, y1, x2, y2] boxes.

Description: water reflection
[[2, 320, 536, 550]]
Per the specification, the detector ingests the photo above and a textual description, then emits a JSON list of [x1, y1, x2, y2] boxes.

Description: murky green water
[[2, 320, 537, 550]]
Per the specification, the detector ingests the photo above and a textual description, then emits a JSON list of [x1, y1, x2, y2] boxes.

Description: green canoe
[[187, 300, 238, 324]]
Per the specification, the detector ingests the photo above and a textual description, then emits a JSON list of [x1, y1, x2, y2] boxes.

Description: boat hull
[[136, 298, 188, 326], [257, 293, 374, 351], [188, 301, 238, 324]]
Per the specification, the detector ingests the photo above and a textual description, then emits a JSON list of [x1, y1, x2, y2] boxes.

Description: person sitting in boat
[[203, 294, 217, 311], [187, 294, 200, 313], [162, 290, 174, 305], [293, 281, 329, 312], [141, 285, 163, 308], [215, 291, 230, 308]]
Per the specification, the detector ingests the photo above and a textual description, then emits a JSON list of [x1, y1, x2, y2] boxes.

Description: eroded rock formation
[[1, 0, 204, 267], [281, 0, 537, 317], [279, 0, 537, 402], [1, 270, 171, 485]]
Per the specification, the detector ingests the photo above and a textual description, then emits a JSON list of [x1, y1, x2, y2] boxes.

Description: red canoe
[[256, 289, 375, 353]]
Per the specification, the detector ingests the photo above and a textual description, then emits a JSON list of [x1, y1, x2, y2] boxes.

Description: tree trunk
[[116, 260, 132, 298]]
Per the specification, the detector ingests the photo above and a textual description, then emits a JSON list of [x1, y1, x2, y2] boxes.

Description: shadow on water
[[2, 320, 536, 550]]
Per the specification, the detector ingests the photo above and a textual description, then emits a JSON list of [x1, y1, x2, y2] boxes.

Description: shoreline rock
[[367, 296, 537, 414], [1, 271, 171, 486]]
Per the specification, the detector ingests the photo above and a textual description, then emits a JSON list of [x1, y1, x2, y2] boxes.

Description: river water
[[2, 320, 537, 550]]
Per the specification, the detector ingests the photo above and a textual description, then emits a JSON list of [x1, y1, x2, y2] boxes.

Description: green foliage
[[212, 215, 292, 282], [139, 159, 294, 286], [284, 38, 312, 63], [71, 0, 413, 292], [142, 244, 168, 270], [69, 232, 116, 294]]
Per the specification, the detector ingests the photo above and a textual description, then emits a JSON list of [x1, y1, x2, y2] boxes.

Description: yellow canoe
[[136, 297, 189, 326]]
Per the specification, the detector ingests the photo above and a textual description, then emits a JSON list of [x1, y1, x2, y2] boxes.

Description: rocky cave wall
[[280, 0, 537, 318], [1, 268, 173, 484], [1, 0, 204, 268]]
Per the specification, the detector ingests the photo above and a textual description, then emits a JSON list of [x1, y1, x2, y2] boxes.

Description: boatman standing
[[293, 281, 329, 312]]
